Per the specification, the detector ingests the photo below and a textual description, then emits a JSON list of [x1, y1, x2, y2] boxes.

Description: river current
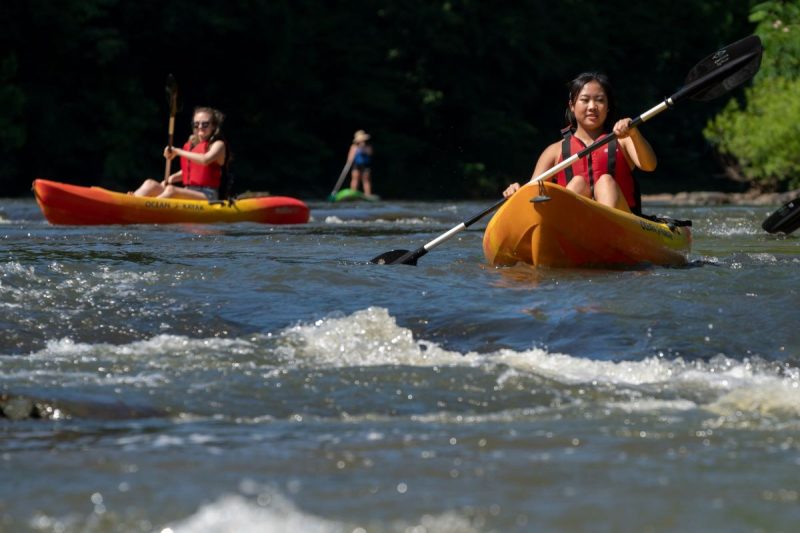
[[1, 196, 799, 532]]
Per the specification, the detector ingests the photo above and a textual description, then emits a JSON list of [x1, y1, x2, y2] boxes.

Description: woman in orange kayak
[[503, 72, 657, 213], [133, 107, 227, 200]]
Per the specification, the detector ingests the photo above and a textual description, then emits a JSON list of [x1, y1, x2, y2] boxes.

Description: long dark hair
[[564, 72, 616, 131]]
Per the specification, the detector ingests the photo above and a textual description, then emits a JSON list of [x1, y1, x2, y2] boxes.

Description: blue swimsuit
[[353, 146, 372, 170]]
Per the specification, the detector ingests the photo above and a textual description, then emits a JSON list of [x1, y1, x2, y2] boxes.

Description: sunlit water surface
[[1, 197, 799, 532]]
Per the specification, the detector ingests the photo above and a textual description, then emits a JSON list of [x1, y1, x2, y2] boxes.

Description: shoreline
[[642, 189, 800, 206]]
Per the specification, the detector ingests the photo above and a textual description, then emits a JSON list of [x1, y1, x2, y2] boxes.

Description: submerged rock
[[1, 397, 35, 421], [0, 393, 166, 421]]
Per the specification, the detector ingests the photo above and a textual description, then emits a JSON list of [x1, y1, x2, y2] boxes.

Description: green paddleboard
[[332, 188, 380, 202]]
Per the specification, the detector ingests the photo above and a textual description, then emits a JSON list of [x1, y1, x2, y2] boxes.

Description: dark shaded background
[[2, 1, 754, 199]]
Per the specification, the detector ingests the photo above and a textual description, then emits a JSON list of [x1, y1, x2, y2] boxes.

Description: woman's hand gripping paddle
[[371, 35, 763, 266]]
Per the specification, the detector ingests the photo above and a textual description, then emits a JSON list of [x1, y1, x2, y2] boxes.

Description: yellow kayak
[[483, 182, 691, 268]]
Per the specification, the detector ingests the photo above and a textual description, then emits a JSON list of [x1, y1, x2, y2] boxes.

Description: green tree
[[704, 1, 800, 191]]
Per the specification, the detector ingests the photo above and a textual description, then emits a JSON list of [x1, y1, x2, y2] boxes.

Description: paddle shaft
[[163, 115, 175, 182], [388, 197, 508, 264], [329, 158, 354, 198], [163, 75, 178, 183]]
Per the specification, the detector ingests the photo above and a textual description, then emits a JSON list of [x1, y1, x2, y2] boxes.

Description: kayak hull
[[483, 182, 691, 268], [32, 179, 310, 225]]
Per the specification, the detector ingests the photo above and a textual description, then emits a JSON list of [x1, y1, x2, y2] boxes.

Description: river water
[[1, 195, 799, 532]]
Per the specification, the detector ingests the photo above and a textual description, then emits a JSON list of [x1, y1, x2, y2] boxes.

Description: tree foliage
[[704, 1, 800, 191], [2, 0, 754, 198]]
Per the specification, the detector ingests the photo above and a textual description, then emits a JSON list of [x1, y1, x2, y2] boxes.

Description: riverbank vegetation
[[3, 1, 787, 199], [704, 1, 800, 192]]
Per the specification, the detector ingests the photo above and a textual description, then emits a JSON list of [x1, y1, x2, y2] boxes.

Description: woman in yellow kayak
[[504, 72, 656, 214], [133, 107, 227, 200]]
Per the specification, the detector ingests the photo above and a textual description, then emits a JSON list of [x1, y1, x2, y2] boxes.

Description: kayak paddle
[[328, 158, 354, 202], [371, 34, 763, 266], [762, 195, 800, 234], [163, 74, 179, 183]]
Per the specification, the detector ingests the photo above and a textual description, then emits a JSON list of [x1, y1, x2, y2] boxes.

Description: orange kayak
[[483, 182, 691, 268], [32, 179, 309, 225]]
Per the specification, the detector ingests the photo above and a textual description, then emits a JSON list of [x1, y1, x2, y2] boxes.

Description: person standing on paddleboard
[[504, 72, 657, 214], [348, 130, 374, 197], [134, 107, 228, 201]]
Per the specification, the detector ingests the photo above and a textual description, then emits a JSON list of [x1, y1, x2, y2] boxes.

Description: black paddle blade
[[370, 249, 418, 265], [762, 196, 800, 234], [684, 35, 763, 102], [165, 74, 179, 113]]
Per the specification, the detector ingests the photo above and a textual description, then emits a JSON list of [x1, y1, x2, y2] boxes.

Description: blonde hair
[[189, 106, 225, 146]]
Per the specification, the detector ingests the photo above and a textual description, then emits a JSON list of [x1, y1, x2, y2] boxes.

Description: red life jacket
[[553, 130, 640, 212], [180, 140, 222, 189]]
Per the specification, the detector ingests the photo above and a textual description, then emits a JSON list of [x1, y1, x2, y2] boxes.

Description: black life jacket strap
[[607, 138, 616, 178], [559, 127, 573, 183]]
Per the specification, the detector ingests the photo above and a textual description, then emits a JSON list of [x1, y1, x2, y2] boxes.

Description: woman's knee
[[595, 175, 629, 211], [566, 176, 590, 196], [595, 174, 616, 187], [140, 178, 162, 191], [133, 179, 163, 197], [159, 185, 177, 198], [594, 175, 621, 196]]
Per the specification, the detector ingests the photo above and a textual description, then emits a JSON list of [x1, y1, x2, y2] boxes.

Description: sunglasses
[[192, 121, 211, 129]]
